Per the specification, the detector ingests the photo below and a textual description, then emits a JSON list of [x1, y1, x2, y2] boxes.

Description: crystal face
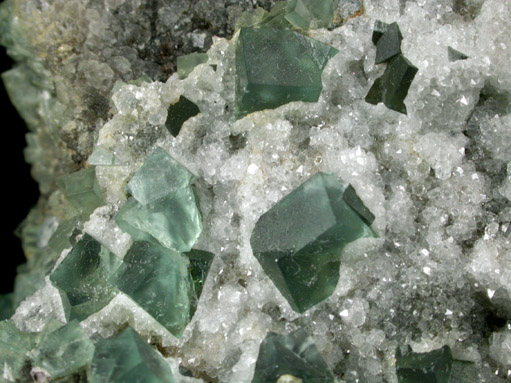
[[235, 27, 338, 118], [375, 22, 403, 64], [177, 53, 208, 79], [112, 240, 196, 337], [396, 346, 453, 383], [250, 172, 375, 313], [165, 96, 201, 137], [49, 234, 120, 321], [252, 329, 336, 383], [91, 327, 174, 383], [57, 167, 104, 220]]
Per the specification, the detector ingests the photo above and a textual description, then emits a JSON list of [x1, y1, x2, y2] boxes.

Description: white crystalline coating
[[12, 281, 67, 333], [9, 0, 511, 382], [490, 330, 511, 367]]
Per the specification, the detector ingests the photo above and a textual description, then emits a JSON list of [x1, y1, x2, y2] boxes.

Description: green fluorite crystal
[[365, 54, 418, 115], [127, 147, 194, 205], [375, 22, 403, 64], [91, 327, 174, 383], [57, 167, 104, 220], [259, 0, 335, 30], [177, 53, 208, 79], [117, 148, 202, 252], [50, 234, 121, 321], [89, 146, 122, 166], [250, 172, 375, 313], [252, 328, 336, 383], [396, 346, 478, 383], [0, 294, 14, 320], [235, 27, 338, 118], [165, 96, 200, 137], [32, 320, 94, 380], [186, 249, 215, 300], [396, 345, 452, 383], [116, 186, 202, 252], [0, 320, 35, 382], [448, 46, 469, 62], [112, 241, 196, 338]]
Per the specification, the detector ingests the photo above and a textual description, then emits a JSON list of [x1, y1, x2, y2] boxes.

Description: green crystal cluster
[[365, 21, 418, 114]]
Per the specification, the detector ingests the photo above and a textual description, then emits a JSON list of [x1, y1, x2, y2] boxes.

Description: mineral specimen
[[250, 172, 375, 313], [2, 0, 511, 382]]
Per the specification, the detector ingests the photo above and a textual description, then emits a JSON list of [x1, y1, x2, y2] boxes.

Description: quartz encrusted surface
[[2, 0, 511, 382]]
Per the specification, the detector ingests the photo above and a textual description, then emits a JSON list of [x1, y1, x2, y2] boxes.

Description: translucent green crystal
[[250, 172, 375, 313], [112, 241, 196, 338], [0, 320, 35, 382], [448, 46, 469, 62], [165, 96, 200, 137], [89, 145, 123, 166], [0, 294, 14, 320], [47, 218, 80, 256], [186, 249, 215, 300], [91, 327, 174, 383], [177, 53, 208, 79], [235, 28, 338, 118], [57, 167, 104, 220], [116, 186, 202, 253], [259, 0, 335, 30], [375, 22, 402, 64], [32, 320, 94, 380], [365, 54, 418, 115], [235, 7, 268, 30], [396, 345, 452, 383], [127, 147, 194, 205], [252, 328, 336, 383], [50, 234, 121, 321]]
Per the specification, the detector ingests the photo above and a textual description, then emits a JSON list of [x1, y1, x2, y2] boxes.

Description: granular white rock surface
[[11, 0, 511, 382]]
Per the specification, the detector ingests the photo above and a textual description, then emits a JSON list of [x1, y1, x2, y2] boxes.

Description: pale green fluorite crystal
[[91, 327, 174, 383], [127, 147, 194, 205], [31, 320, 94, 380], [0, 320, 35, 382], [177, 53, 208, 79], [57, 167, 104, 220], [250, 172, 375, 313], [112, 241, 196, 338]]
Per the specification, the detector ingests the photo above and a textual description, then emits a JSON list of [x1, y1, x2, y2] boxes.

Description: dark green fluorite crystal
[[396, 345, 452, 383], [186, 249, 215, 300], [250, 172, 375, 313], [375, 22, 403, 64], [448, 46, 469, 62], [252, 328, 336, 383], [235, 27, 338, 118], [365, 54, 418, 114], [90, 327, 174, 383], [165, 96, 200, 137]]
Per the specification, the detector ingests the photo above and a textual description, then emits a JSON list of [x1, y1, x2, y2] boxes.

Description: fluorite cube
[[50, 234, 121, 321], [235, 27, 338, 118], [90, 327, 174, 383], [112, 241, 196, 338], [0, 320, 35, 382], [177, 52, 208, 79], [396, 345, 452, 383], [116, 186, 202, 253], [31, 320, 94, 380], [57, 167, 104, 220], [448, 46, 469, 62], [365, 54, 418, 114], [250, 172, 375, 313], [127, 147, 194, 205], [165, 96, 200, 137], [252, 328, 336, 383]]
